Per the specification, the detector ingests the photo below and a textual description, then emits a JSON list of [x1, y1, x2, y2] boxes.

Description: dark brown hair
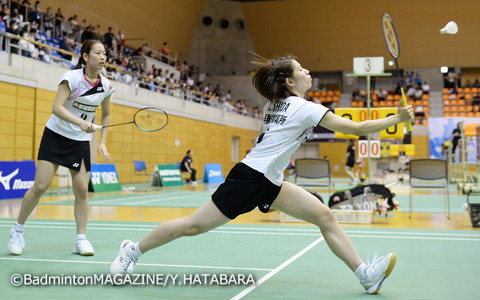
[[251, 55, 296, 102], [74, 39, 104, 69]]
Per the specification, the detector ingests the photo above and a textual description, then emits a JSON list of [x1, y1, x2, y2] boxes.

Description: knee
[[73, 186, 89, 200], [30, 182, 50, 195], [314, 207, 337, 226]]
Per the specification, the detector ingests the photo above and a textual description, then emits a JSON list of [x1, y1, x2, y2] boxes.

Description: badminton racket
[[381, 13, 413, 132], [94, 107, 169, 132]]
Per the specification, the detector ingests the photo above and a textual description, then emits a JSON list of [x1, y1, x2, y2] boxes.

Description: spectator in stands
[[351, 88, 361, 101], [5, 20, 19, 53], [414, 85, 423, 100], [213, 83, 222, 98], [117, 29, 125, 54], [19, 0, 31, 20], [42, 6, 54, 37], [394, 83, 401, 95], [464, 79, 472, 88], [161, 41, 168, 64], [103, 26, 114, 49], [28, 1, 40, 24], [1, 4, 10, 24], [180, 149, 196, 185], [421, 81, 430, 95], [473, 79, 480, 88], [54, 7, 64, 38], [414, 72, 422, 86], [10, 7, 23, 24], [406, 85, 416, 98]]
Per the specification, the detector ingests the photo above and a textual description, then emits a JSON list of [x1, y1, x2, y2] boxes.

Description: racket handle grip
[[400, 88, 413, 132], [93, 125, 103, 131]]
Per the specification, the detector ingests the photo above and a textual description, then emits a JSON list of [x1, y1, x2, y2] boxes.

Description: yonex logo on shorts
[[73, 163, 80, 168]]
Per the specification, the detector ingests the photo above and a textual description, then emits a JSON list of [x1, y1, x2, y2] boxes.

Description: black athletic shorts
[[346, 158, 355, 168], [37, 127, 91, 172], [212, 163, 282, 219]]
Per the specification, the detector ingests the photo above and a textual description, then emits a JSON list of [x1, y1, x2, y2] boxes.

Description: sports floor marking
[[124, 194, 198, 206], [1, 220, 478, 239], [231, 237, 325, 300], [0, 257, 273, 272]]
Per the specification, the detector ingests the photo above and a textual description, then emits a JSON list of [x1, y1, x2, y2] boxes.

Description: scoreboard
[[334, 107, 405, 139]]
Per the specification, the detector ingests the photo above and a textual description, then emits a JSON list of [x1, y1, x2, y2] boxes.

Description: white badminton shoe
[[8, 227, 25, 255], [360, 252, 396, 294], [73, 239, 95, 256], [109, 240, 138, 276]]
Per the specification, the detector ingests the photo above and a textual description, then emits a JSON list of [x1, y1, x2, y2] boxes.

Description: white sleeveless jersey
[[45, 68, 116, 141], [242, 96, 329, 186]]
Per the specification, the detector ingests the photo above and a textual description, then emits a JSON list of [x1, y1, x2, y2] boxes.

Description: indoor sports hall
[[0, 1, 479, 299]]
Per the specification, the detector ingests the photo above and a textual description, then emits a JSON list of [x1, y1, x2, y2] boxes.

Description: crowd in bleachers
[[350, 71, 431, 124], [0, 0, 261, 119]]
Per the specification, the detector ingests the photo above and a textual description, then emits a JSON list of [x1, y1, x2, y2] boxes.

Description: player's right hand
[[80, 121, 95, 133], [397, 100, 414, 123]]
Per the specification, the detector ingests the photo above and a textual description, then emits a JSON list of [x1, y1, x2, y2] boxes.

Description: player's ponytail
[[73, 39, 104, 69], [251, 54, 295, 102]]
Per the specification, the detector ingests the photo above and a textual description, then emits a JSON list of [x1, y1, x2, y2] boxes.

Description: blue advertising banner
[[89, 164, 122, 192], [0, 161, 36, 200], [203, 164, 224, 184]]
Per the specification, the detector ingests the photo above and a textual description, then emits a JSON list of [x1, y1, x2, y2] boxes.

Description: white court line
[[231, 237, 325, 300], [125, 194, 201, 205], [0, 257, 272, 271], [42, 191, 205, 205], [1, 224, 478, 241], [0, 221, 478, 238], [348, 234, 480, 241]]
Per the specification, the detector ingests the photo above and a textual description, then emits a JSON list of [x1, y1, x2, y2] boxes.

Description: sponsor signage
[[155, 165, 184, 187], [0, 161, 36, 200], [203, 164, 224, 184], [88, 164, 122, 192]]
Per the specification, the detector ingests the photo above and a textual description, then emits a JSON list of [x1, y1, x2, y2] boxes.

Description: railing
[[0, 33, 251, 116]]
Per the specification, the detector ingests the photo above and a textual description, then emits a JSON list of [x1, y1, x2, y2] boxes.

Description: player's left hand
[[98, 143, 109, 161]]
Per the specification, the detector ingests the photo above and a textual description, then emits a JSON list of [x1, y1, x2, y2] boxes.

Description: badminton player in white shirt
[[8, 40, 115, 256], [110, 55, 413, 294]]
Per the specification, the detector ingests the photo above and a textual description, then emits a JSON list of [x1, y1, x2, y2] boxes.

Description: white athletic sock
[[354, 263, 367, 280], [130, 242, 143, 259], [14, 222, 24, 233], [77, 234, 86, 241]]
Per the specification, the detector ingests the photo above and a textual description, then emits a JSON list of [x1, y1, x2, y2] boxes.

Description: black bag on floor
[[328, 184, 395, 211]]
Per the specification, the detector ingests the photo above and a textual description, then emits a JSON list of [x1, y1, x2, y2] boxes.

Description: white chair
[[409, 159, 450, 219], [294, 158, 334, 194]]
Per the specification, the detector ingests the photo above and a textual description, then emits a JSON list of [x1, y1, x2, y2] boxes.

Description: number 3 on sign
[[358, 140, 381, 158]]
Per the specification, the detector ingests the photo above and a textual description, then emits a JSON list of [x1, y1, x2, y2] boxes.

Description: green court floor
[[1, 219, 479, 299], [39, 184, 468, 214]]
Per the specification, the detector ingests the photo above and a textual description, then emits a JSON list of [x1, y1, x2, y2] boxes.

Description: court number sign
[[334, 108, 404, 139], [353, 57, 384, 75], [358, 140, 381, 158]]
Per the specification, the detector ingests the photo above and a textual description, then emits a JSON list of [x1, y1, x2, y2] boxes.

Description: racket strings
[[134, 108, 168, 132]]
